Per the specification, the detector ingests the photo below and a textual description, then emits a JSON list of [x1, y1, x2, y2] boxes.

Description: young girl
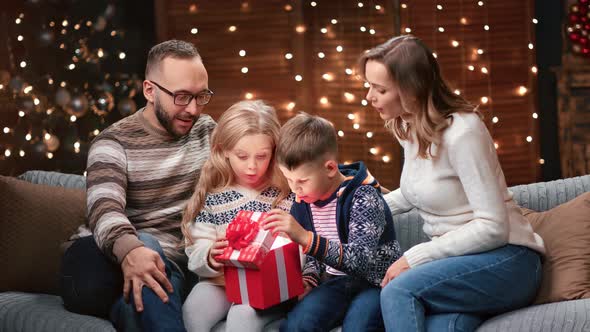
[[359, 35, 545, 331], [180, 100, 293, 332]]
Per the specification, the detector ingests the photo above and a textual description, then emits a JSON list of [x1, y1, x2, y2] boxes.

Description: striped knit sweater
[[185, 186, 294, 285], [85, 108, 216, 264]]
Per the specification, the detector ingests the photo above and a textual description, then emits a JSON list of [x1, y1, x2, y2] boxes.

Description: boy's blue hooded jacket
[[290, 161, 402, 286]]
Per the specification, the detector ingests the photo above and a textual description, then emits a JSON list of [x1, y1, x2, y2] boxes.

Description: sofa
[[1, 170, 589, 332]]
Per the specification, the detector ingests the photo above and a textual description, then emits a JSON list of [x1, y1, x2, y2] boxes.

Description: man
[[60, 40, 216, 332]]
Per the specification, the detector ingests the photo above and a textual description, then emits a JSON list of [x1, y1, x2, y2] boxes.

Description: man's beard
[[154, 96, 197, 138]]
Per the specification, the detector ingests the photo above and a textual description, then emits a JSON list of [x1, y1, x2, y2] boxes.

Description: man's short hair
[[145, 40, 201, 78], [277, 112, 338, 170]]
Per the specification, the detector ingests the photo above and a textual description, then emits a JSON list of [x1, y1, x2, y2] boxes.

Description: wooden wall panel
[[156, 0, 540, 187], [401, 0, 541, 185], [156, 0, 401, 189]]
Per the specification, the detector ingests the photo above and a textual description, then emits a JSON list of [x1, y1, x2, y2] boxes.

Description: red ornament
[[570, 31, 582, 41], [581, 0, 589, 5], [571, 13, 581, 24]]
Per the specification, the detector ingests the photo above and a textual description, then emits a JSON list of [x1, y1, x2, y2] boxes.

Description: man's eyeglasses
[[149, 80, 213, 106]]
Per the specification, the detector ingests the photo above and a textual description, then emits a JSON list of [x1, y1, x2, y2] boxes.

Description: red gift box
[[215, 211, 276, 269], [224, 236, 304, 309]]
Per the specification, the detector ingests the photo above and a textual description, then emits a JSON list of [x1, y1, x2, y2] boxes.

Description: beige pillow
[[0, 176, 86, 294], [522, 192, 590, 304]]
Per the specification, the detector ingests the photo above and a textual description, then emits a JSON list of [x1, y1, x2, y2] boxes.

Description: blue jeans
[[280, 275, 384, 332], [380, 245, 542, 332], [60, 233, 194, 332]]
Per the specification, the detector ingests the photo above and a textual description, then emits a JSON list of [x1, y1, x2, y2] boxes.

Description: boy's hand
[[261, 209, 308, 246], [208, 238, 228, 270], [298, 280, 314, 300]]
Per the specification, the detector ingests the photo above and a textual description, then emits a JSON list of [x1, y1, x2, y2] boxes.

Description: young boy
[[262, 113, 402, 332]]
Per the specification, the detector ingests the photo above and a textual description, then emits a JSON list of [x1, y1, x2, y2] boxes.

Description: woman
[[359, 35, 545, 331]]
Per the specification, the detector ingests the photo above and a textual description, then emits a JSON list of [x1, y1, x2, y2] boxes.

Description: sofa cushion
[[477, 298, 590, 332], [0, 292, 115, 332], [522, 192, 590, 304], [0, 176, 86, 294]]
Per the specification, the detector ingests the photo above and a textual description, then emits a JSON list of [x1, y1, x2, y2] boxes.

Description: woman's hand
[[380, 256, 411, 288]]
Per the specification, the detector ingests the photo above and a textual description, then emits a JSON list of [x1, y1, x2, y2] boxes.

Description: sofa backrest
[[18, 171, 86, 190], [17, 171, 590, 254], [392, 174, 590, 253]]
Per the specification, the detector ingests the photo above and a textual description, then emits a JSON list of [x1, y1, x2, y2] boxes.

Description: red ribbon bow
[[226, 215, 259, 250]]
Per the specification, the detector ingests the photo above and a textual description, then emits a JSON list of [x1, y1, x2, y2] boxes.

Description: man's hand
[[261, 209, 308, 246], [121, 246, 174, 312], [208, 238, 228, 270], [380, 256, 411, 288]]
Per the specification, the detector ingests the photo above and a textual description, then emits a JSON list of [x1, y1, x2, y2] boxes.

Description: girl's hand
[[261, 209, 308, 246], [380, 256, 410, 288], [298, 280, 314, 300], [208, 238, 228, 270]]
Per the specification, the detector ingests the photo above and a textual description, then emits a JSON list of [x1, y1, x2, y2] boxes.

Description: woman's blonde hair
[[181, 100, 289, 244], [358, 35, 480, 159]]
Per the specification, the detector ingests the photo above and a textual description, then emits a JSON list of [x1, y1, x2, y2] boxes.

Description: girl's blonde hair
[[181, 100, 289, 244], [358, 35, 480, 159]]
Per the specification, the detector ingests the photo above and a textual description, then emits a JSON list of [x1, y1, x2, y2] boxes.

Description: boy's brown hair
[[277, 112, 338, 170]]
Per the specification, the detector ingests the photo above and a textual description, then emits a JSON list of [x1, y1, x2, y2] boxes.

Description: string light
[[481, 67, 488, 74], [17, 35, 24, 41], [320, 97, 329, 105], [382, 155, 391, 163], [539, 159, 545, 164], [492, 116, 499, 123], [528, 43, 534, 50], [294, 75, 303, 81], [311, 1, 317, 7], [47, 152, 54, 159], [331, 19, 338, 24], [366, 132, 373, 138], [532, 113, 538, 119], [358, 2, 364, 8], [241, 67, 248, 73], [360, 26, 366, 32], [295, 25, 306, 33], [20, 61, 27, 68], [436, 4, 443, 10], [532, 18, 538, 24], [526, 136, 533, 142], [4, 149, 11, 157], [239, 50, 246, 57], [370, 147, 378, 155], [3, 127, 9, 134], [361, 99, 368, 106], [369, 29, 376, 35], [119, 52, 126, 59], [19, 150, 25, 157], [478, 1, 484, 6], [494, 142, 499, 149], [18, 111, 25, 117], [190, 28, 198, 34], [401, 3, 407, 9], [25, 133, 32, 141], [344, 93, 355, 102], [438, 27, 445, 32], [451, 40, 460, 47], [23, 86, 33, 94], [285, 53, 293, 60], [517, 86, 528, 96], [481, 96, 489, 104], [347, 113, 356, 120], [318, 52, 325, 58], [70, 115, 77, 122], [468, 65, 475, 71], [321, 28, 328, 34], [353, 123, 360, 130], [322, 73, 334, 81], [484, 24, 490, 31], [336, 45, 343, 52], [338, 130, 344, 137], [245, 92, 254, 99], [531, 66, 538, 74], [229, 25, 237, 32], [345, 68, 353, 75], [454, 89, 461, 95]]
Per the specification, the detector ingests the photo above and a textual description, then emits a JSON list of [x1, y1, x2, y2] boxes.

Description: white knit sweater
[[384, 112, 545, 267]]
